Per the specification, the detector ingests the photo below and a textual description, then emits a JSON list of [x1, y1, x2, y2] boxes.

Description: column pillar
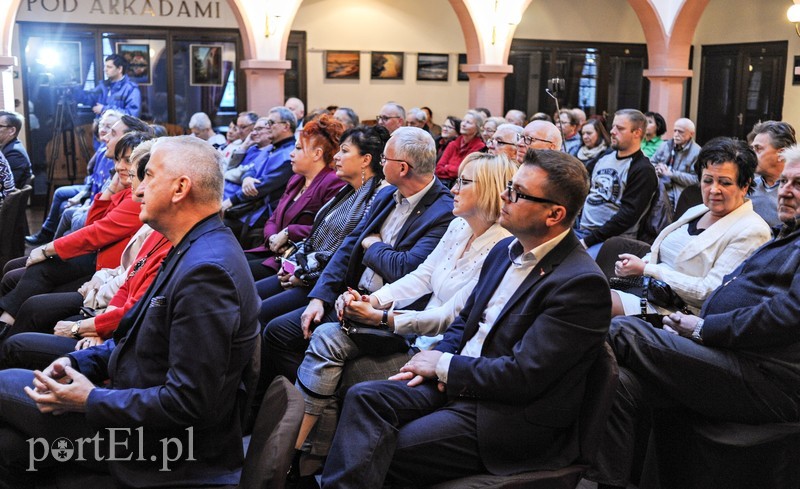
[[460, 64, 513, 115], [643, 68, 693, 126], [240, 59, 292, 115], [0, 56, 17, 111]]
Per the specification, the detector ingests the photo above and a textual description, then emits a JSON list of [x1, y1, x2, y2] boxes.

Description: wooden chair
[[0, 185, 32, 270]]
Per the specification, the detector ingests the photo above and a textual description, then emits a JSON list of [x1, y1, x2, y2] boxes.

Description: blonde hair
[[458, 152, 517, 223]]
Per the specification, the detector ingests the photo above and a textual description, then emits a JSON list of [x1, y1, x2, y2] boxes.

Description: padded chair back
[[594, 236, 652, 280], [240, 338, 262, 434], [239, 375, 304, 489], [0, 185, 32, 270], [674, 184, 702, 220], [576, 342, 619, 466]]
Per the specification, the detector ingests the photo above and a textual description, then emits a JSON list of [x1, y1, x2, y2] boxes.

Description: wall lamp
[[788, 1, 800, 37]]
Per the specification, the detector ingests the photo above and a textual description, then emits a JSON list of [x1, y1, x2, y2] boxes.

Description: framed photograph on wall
[[39, 41, 82, 86], [458, 53, 469, 81], [116, 43, 151, 85], [326, 51, 360, 79], [190, 44, 223, 86], [371, 52, 404, 80], [417, 53, 449, 81]]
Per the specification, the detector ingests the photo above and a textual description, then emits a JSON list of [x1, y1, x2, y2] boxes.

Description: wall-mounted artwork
[[417, 53, 449, 81], [326, 51, 360, 79], [458, 53, 469, 81], [371, 52, 404, 80], [190, 44, 223, 86], [116, 43, 151, 85]]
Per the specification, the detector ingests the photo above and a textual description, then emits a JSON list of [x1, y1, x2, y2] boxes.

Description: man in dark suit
[[0, 111, 32, 188], [0, 136, 260, 487], [590, 146, 800, 489], [321, 149, 612, 488], [262, 126, 454, 384]]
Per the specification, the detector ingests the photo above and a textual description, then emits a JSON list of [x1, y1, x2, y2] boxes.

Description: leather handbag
[[340, 320, 410, 356], [609, 275, 690, 313]]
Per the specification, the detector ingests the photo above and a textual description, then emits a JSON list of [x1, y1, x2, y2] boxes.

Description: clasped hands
[[24, 358, 95, 415], [334, 288, 384, 324], [614, 253, 647, 277]]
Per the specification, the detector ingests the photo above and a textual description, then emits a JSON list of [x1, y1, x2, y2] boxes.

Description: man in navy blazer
[[321, 150, 612, 488], [0, 137, 260, 487], [262, 126, 454, 384], [0, 111, 32, 188]]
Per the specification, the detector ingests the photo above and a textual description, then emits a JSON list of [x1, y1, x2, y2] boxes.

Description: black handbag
[[340, 320, 410, 356], [609, 275, 690, 313]]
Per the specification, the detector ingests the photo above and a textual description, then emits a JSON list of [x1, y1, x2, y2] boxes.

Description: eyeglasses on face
[[380, 154, 414, 169], [376, 115, 402, 123], [453, 176, 475, 191], [487, 138, 515, 148], [505, 181, 561, 206], [265, 120, 287, 127], [237, 123, 254, 130], [516, 133, 553, 146]]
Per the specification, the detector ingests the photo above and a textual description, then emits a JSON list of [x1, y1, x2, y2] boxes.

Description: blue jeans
[[40, 185, 83, 235]]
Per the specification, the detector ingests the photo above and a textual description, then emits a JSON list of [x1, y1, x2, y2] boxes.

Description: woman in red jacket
[[434, 109, 487, 187], [0, 132, 151, 332]]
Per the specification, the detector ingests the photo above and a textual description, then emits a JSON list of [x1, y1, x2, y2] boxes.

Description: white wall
[[691, 0, 800, 130], [514, 0, 645, 43], [291, 0, 470, 124]]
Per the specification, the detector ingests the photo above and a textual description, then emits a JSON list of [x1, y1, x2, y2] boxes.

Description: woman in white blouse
[[612, 137, 771, 316], [291, 152, 517, 451]]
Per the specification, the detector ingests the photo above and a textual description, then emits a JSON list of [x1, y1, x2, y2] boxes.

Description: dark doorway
[[696, 41, 787, 144]]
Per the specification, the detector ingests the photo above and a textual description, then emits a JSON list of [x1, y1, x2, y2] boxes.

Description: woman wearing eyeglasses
[[289, 152, 516, 454], [435, 116, 460, 163], [435, 110, 487, 187]]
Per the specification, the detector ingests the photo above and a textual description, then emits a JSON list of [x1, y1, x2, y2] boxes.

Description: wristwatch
[[379, 310, 390, 330], [691, 319, 704, 344], [71, 321, 83, 340]]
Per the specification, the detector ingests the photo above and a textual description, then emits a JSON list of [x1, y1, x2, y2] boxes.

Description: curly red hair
[[301, 114, 345, 167]]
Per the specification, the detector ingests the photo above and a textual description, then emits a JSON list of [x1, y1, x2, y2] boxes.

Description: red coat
[[247, 167, 345, 270], [434, 135, 487, 180], [94, 231, 171, 338], [53, 189, 143, 270]]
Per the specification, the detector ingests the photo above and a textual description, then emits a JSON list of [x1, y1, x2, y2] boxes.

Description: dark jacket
[[2, 138, 32, 188]]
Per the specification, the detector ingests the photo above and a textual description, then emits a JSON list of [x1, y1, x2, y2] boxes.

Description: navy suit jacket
[[2, 138, 31, 188], [435, 232, 611, 475], [70, 215, 260, 487], [309, 178, 455, 306]]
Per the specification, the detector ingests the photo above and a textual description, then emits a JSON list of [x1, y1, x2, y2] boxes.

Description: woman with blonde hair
[[435, 109, 487, 187]]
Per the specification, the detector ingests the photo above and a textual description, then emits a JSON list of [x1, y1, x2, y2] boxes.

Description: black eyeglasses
[[265, 120, 286, 127], [376, 115, 402, 123], [505, 181, 561, 205], [453, 176, 474, 191], [516, 133, 553, 146], [380, 154, 414, 169], [487, 138, 515, 148]]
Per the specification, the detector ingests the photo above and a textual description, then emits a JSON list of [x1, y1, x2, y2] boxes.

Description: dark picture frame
[[371, 52, 404, 80], [116, 42, 151, 85], [417, 53, 449, 81], [190, 44, 223, 86], [458, 53, 469, 81], [326, 51, 360, 79]]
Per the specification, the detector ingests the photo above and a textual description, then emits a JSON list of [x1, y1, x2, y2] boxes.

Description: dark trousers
[[590, 316, 800, 487], [0, 333, 78, 370], [9, 292, 83, 338], [320, 380, 485, 488], [0, 254, 95, 318], [245, 251, 276, 282], [256, 277, 312, 327]]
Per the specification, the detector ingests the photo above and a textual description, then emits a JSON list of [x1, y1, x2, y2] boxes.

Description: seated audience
[[749, 120, 797, 229], [435, 109, 487, 187], [0, 136, 259, 487], [0, 140, 168, 369], [577, 109, 657, 258], [589, 144, 800, 489], [404, 107, 427, 129], [486, 123, 523, 163], [223, 117, 273, 198], [641, 111, 667, 158], [577, 118, 611, 165], [286, 97, 306, 135], [650, 118, 701, 210], [557, 108, 582, 155], [481, 116, 506, 142], [515, 120, 562, 164], [245, 115, 346, 280], [376, 103, 405, 134], [0, 153, 13, 205], [435, 116, 460, 162], [530, 112, 553, 122], [291, 152, 515, 453], [189, 111, 226, 147], [504, 109, 527, 127], [0, 131, 150, 332], [333, 107, 359, 130], [0, 111, 32, 188], [421, 106, 441, 137], [221, 111, 259, 164], [261, 127, 454, 385], [610, 138, 771, 316], [320, 149, 610, 487]]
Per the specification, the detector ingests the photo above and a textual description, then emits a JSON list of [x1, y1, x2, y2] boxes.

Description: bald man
[[515, 120, 562, 164], [488, 123, 523, 163], [650, 118, 701, 210]]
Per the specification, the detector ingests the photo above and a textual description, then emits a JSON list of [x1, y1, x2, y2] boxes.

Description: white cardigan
[[642, 200, 771, 311]]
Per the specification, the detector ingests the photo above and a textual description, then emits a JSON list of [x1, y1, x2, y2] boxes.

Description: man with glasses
[[0, 111, 32, 188], [262, 126, 454, 387], [221, 111, 259, 164], [223, 116, 272, 199], [516, 120, 562, 164], [222, 107, 297, 239], [377, 103, 406, 134], [487, 123, 523, 163], [321, 149, 611, 488], [577, 108, 657, 258]]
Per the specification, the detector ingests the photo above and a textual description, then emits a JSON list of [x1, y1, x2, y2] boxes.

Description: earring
[[361, 168, 366, 186]]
